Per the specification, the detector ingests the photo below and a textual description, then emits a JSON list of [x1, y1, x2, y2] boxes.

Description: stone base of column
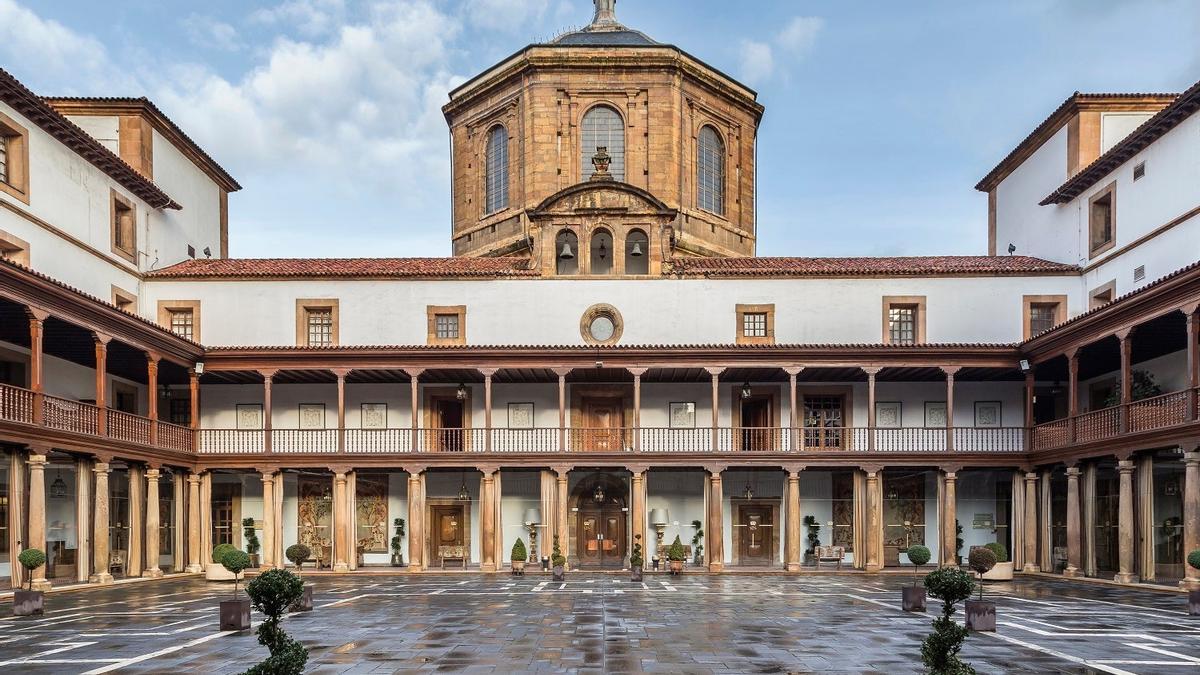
[[1113, 572, 1139, 584], [1179, 577, 1200, 591], [865, 563, 883, 573], [89, 572, 114, 585], [141, 568, 164, 579], [1021, 563, 1040, 573], [708, 561, 724, 573], [481, 563, 496, 573], [785, 562, 800, 572], [333, 562, 349, 573], [31, 578, 52, 592], [1063, 566, 1083, 578], [184, 564, 204, 574]]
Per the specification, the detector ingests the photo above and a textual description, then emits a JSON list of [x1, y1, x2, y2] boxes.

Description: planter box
[[1189, 590, 1200, 616], [290, 584, 314, 613], [205, 563, 244, 582], [965, 600, 996, 632], [13, 590, 44, 617], [248, 554, 260, 568], [511, 561, 525, 576], [668, 560, 684, 575], [220, 599, 251, 631], [902, 587, 926, 612], [982, 561, 1014, 581], [391, 553, 405, 567], [630, 568, 643, 582], [552, 566, 565, 582]]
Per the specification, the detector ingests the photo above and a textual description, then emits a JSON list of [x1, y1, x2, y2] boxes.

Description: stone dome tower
[[443, 0, 764, 272]]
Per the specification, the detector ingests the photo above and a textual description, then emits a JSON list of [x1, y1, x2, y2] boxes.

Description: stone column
[[408, 471, 424, 570], [480, 469, 497, 572], [1064, 466, 1082, 577], [261, 471, 276, 569], [1114, 459, 1138, 584], [556, 469, 569, 562], [785, 468, 802, 572], [707, 468, 724, 572], [186, 474, 203, 573], [1182, 450, 1199, 590], [142, 468, 163, 578], [630, 468, 647, 569], [91, 462, 114, 583], [128, 466, 144, 577], [75, 457, 91, 584], [864, 467, 883, 573], [942, 469, 959, 566], [27, 452, 50, 590], [332, 470, 349, 572], [1022, 471, 1040, 572]]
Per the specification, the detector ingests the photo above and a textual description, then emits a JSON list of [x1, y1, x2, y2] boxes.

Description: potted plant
[[511, 538, 527, 576], [903, 544, 930, 612], [206, 543, 243, 581], [667, 535, 686, 575], [13, 548, 47, 616], [803, 515, 820, 564], [954, 520, 964, 565], [922, 567, 977, 674], [965, 546, 998, 631], [219, 548, 253, 631], [551, 536, 566, 582], [1188, 550, 1200, 616], [245, 569, 309, 673], [285, 544, 313, 612], [691, 520, 704, 565], [981, 542, 1013, 581], [630, 534, 644, 582], [390, 518, 406, 567], [243, 518, 261, 568]]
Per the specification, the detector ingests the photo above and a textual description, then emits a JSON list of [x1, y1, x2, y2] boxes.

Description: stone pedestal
[[902, 587, 926, 612], [13, 590, 44, 616], [219, 599, 251, 631], [965, 600, 996, 631]]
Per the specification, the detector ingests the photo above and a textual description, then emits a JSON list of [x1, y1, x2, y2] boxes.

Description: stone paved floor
[[0, 573, 1197, 673]]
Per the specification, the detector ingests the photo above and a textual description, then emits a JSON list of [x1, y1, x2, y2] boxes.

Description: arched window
[[624, 229, 649, 275], [697, 125, 725, 215], [555, 230, 579, 275], [589, 229, 613, 275], [581, 106, 625, 181], [485, 125, 508, 214]]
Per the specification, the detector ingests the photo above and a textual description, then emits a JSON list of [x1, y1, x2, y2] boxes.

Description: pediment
[[530, 180, 676, 218]]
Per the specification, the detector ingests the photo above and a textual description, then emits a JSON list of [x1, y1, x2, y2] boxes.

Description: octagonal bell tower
[[443, 0, 765, 268]]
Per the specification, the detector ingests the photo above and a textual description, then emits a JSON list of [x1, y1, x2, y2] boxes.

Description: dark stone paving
[[1, 573, 1197, 673]]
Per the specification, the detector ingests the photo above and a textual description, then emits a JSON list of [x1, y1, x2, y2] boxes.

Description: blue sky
[[3, 0, 1198, 259]]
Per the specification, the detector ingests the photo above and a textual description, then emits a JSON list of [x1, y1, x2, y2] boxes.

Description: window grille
[[742, 312, 768, 338], [581, 106, 625, 181], [435, 314, 460, 340], [169, 309, 194, 340], [484, 126, 508, 214], [888, 306, 917, 345], [697, 126, 725, 214], [1029, 303, 1058, 336], [307, 308, 333, 346]]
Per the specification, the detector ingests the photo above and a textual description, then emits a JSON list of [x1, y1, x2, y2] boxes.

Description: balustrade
[[0, 383, 34, 424], [345, 428, 411, 453]]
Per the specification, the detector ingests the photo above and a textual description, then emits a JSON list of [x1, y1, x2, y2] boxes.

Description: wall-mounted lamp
[[456, 383, 468, 400], [741, 382, 753, 400]]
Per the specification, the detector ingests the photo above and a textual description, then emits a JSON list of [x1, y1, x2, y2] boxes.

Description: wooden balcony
[[1031, 387, 1199, 451]]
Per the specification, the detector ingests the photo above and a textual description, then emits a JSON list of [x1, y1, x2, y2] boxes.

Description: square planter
[[511, 561, 525, 576], [290, 584, 314, 613], [982, 561, 1014, 581], [902, 587, 926, 612], [220, 599, 251, 631], [965, 600, 996, 632], [205, 563, 243, 582], [630, 568, 643, 583], [1189, 590, 1200, 616], [13, 590, 44, 617], [552, 566, 565, 582]]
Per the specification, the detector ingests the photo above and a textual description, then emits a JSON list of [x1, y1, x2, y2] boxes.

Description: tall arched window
[[697, 125, 725, 215], [581, 106, 625, 181], [485, 125, 508, 214]]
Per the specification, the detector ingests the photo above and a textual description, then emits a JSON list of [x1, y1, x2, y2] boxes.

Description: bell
[[559, 242, 575, 259], [630, 242, 644, 257]]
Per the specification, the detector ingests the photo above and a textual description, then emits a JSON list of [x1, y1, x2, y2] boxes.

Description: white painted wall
[[994, 126, 1075, 264], [1100, 113, 1153, 154], [145, 127, 224, 271]]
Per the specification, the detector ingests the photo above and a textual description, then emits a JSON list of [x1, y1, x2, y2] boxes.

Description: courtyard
[[0, 574, 1197, 674]]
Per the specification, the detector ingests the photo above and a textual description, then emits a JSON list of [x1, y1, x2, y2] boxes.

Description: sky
[[2, 0, 1198, 259]]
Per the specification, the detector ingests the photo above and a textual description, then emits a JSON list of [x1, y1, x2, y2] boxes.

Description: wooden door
[[576, 507, 626, 568], [434, 399, 464, 452], [737, 504, 774, 565], [431, 505, 467, 564], [740, 397, 772, 451], [582, 396, 624, 451], [803, 395, 845, 450]]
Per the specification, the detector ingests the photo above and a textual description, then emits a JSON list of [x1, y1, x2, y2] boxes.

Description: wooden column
[[27, 451, 50, 590], [91, 461, 114, 583], [1182, 449, 1200, 589], [1185, 307, 1199, 422], [629, 368, 646, 452], [147, 355, 160, 445], [94, 334, 110, 436], [941, 467, 959, 567], [554, 368, 570, 451], [260, 470, 276, 569], [1066, 348, 1080, 442], [185, 473, 203, 573], [1023, 372, 1035, 450], [706, 368, 724, 452], [334, 369, 349, 453], [1064, 465, 1082, 577], [942, 367, 960, 451], [707, 466, 724, 572], [332, 469, 349, 572], [189, 369, 200, 430], [785, 467, 802, 572], [407, 470, 425, 570], [863, 466, 883, 573], [481, 369, 496, 453], [27, 309, 47, 425], [785, 367, 802, 451], [1022, 471, 1040, 572], [1117, 329, 1133, 433], [1114, 459, 1138, 584], [480, 467, 498, 572], [406, 369, 423, 453], [143, 468, 163, 577], [261, 370, 275, 453], [864, 367, 880, 452], [630, 467, 647, 569]]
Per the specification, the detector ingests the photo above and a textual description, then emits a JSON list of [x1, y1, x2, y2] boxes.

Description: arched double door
[[572, 473, 628, 569]]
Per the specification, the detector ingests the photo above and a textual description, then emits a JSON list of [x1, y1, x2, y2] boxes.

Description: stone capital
[[1116, 459, 1136, 472], [703, 464, 728, 476], [477, 367, 499, 378], [941, 464, 963, 477], [860, 463, 883, 477], [330, 465, 353, 478], [551, 367, 572, 378], [704, 366, 726, 377], [626, 464, 650, 475], [25, 305, 49, 322], [940, 366, 962, 377], [1183, 450, 1200, 465], [550, 464, 574, 477], [403, 368, 426, 379], [93, 331, 112, 346], [331, 367, 353, 379], [93, 462, 112, 475], [1065, 466, 1082, 478], [1114, 326, 1135, 342], [186, 474, 202, 486], [144, 468, 161, 480], [27, 452, 48, 466], [783, 366, 805, 377], [626, 367, 648, 377], [861, 366, 883, 377], [477, 464, 501, 476], [1025, 471, 1039, 481]]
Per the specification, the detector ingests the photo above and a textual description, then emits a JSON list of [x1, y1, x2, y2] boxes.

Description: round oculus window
[[579, 304, 623, 345], [589, 315, 615, 342]]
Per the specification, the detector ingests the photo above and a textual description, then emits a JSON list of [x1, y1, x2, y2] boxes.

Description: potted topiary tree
[[219, 548, 253, 631], [954, 520, 964, 565], [245, 569, 309, 674], [630, 534, 644, 582], [903, 544, 931, 612], [13, 548, 47, 616], [981, 542, 1013, 581], [243, 517, 261, 568], [922, 567, 976, 674], [551, 536, 566, 582], [285, 544, 313, 612], [390, 518, 406, 567], [803, 515, 820, 565], [691, 520, 704, 566], [1188, 549, 1200, 616], [207, 543, 241, 581], [511, 538, 527, 575], [667, 535, 686, 575], [965, 546, 998, 631]]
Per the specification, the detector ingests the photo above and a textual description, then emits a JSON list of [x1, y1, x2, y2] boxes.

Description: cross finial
[[591, 0, 617, 27]]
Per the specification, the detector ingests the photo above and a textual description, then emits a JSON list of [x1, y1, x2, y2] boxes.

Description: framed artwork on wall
[[507, 402, 535, 429], [974, 401, 1002, 428], [361, 403, 387, 429], [236, 404, 263, 430], [299, 403, 326, 429], [923, 401, 947, 428], [669, 402, 696, 428], [875, 401, 902, 428]]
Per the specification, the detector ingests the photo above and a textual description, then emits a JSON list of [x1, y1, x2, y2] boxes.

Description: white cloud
[[183, 14, 243, 52], [738, 40, 774, 85], [462, 0, 550, 33], [249, 0, 347, 37], [777, 16, 823, 54], [0, 0, 125, 90], [737, 15, 824, 85]]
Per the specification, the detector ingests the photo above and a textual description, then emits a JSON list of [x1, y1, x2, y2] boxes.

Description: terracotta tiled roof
[[204, 342, 1019, 352], [0, 68, 180, 209], [665, 255, 1078, 277], [1040, 79, 1200, 205], [146, 257, 539, 279]]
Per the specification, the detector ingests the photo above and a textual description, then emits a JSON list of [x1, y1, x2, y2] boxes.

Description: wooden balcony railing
[[272, 429, 338, 453], [345, 429, 411, 453], [41, 393, 100, 436], [1031, 386, 1199, 451], [197, 429, 264, 454], [107, 409, 151, 445]]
